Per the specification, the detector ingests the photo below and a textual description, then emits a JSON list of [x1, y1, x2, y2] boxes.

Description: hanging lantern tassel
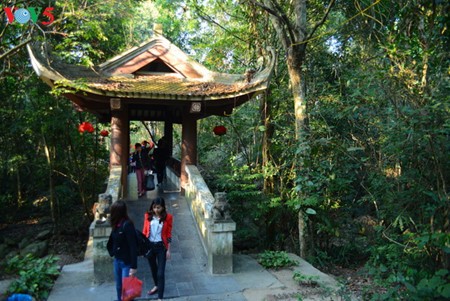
[[100, 129, 109, 137], [78, 121, 95, 133], [213, 125, 227, 136]]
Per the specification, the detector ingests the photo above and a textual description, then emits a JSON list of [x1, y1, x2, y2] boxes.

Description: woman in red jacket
[[142, 197, 173, 300]]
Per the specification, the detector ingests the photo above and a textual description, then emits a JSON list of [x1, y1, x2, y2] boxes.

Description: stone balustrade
[[90, 166, 122, 282], [184, 165, 236, 274], [90, 164, 235, 280], [165, 158, 181, 192]]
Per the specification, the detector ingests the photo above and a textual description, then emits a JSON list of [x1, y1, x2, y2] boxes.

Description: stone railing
[[164, 157, 181, 192], [184, 165, 236, 274], [90, 165, 122, 282], [166, 157, 181, 177]]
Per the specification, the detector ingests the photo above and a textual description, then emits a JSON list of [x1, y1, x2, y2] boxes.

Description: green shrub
[[367, 232, 450, 301], [257, 250, 298, 269], [293, 271, 320, 286], [6, 254, 60, 300]]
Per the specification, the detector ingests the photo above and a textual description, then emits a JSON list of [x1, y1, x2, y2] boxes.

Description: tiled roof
[[90, 75, 254, 95], [27, 38, 274, 102]]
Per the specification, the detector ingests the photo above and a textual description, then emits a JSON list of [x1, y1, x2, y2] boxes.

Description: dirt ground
[[243, 253, 370, 301], [0, 217, 89, 278]]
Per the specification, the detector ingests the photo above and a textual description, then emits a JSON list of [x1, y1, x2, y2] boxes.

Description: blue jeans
[[113, 258, 131, 301], [147, 243, 167, 299]]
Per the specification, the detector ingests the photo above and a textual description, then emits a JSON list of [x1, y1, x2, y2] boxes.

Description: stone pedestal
[[207, 220, 236, 274], [90, 222, 113, 282]]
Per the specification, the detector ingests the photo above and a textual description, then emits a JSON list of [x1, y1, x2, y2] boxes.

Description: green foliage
[[368, 232, 450, 300], [51, 0, 157, 65], [208, 159, 272, 249], [0, 74, 109, 224], [5, 254, 60, 300], [192, 8, 448, 295], [0, 0, 127, 225], [288, 0, 449, 297], [369, 269, 450, 301], [257, 250, 298, 269], [293, 271, 320, 286]]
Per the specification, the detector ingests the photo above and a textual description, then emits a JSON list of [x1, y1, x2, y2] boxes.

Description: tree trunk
[[79, 186, 91, 219], [287, 51, 310, 258], [286, 49, 307, 137], [43, 136, 57, 224], [298, 210, 308, 258], [258, 0, 330, 258], [261, 93, 274, 193], [16, 168, 23, 207]]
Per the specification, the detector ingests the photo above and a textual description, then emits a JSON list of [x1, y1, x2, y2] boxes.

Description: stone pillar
[[208, 221, 236, 274], [208, 192, 236, 274], [91, 222, 113, 282], [181, 114, 197, 189], [110, 98, 129, 197], [164, 120, 173, 157]]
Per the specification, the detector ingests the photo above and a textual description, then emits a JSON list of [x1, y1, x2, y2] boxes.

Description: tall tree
[[246, 0, 335, 257]]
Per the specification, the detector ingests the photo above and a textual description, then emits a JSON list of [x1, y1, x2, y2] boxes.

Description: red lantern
[[213, 125, 227, 136], [78, 121, 95, 133], [86, 123, 94, 133], [100, 129, 109, 137]]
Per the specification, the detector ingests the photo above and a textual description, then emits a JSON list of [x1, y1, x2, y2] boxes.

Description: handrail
[[166, 157, 181, 177], [105, 165, 123, 203]]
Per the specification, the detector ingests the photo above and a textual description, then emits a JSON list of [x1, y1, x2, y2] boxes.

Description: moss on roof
[[28, 41, 274, 101]]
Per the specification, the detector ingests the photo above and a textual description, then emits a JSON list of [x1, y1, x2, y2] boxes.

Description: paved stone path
[[127, 174, 246, 300], [47, 173, 345, 300]]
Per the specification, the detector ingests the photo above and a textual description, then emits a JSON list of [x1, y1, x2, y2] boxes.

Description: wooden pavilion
[[27, 28, 274, 194]]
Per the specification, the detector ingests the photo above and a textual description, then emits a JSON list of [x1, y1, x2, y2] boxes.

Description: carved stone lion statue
[[93, 193, 112, 224], [212, 192, 231, 220]]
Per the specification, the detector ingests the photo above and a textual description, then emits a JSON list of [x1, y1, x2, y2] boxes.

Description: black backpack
[[120, 221, 151, 257], [135, 229, 151, 257]]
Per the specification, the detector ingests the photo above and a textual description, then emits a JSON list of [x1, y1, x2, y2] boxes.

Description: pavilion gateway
[[27, 26, 274, 195]]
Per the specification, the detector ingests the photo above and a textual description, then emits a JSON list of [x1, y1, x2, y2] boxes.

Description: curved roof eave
[[59, 83, 268, 102], [27, 42, 276, 103]]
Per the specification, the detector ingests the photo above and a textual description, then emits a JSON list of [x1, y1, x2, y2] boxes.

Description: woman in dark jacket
[[153, 137, 170, 186], [107, 200, 138, 301], [132, 143, 151, 197]]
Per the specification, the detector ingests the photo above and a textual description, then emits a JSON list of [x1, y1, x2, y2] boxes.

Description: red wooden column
[[110, 99, 129, 197], [180, 113, 197, 189]]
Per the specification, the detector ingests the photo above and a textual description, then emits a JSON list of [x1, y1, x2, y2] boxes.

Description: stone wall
[[165, 165, 181, 192], [184, 165, 236, 274], [91, 166, 122, 282]]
